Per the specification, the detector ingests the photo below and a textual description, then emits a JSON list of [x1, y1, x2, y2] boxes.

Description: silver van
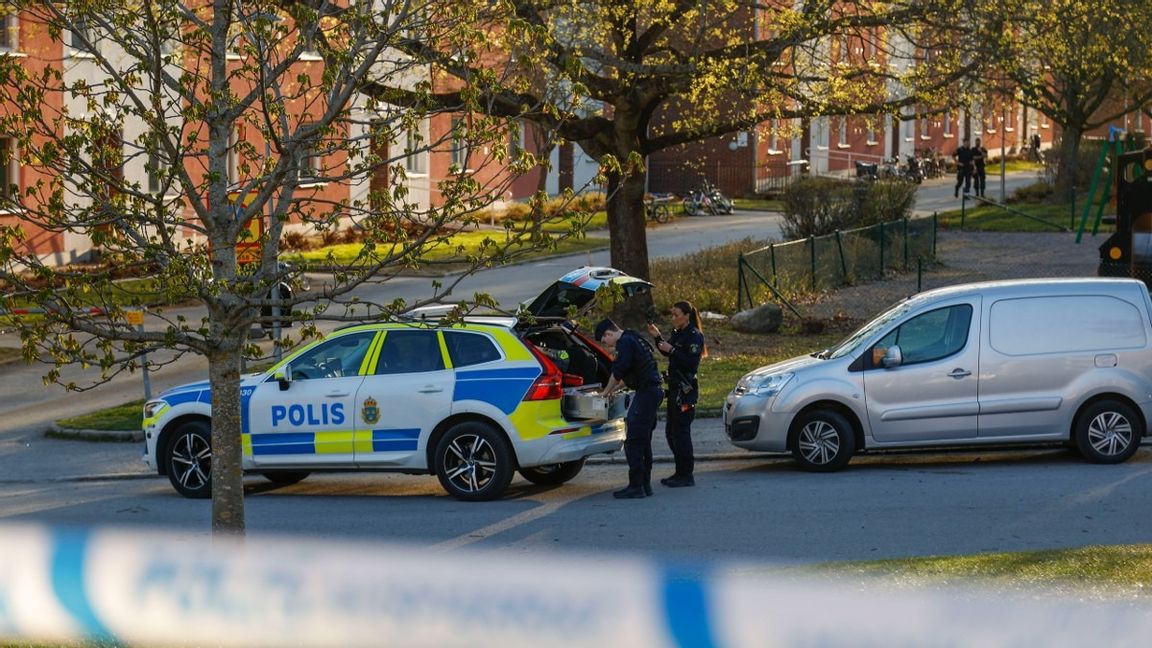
[[724, 278, 1152, 471]]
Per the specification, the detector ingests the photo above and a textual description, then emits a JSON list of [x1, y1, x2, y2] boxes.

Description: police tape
[[2, 523, 1151, 647]]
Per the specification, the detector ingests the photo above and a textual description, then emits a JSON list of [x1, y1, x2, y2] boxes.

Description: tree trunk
[[605, 169, 651, 281], [1054, 126, 1084, 200], [604, 168, 656, 328], [208, 331, 246, 536]]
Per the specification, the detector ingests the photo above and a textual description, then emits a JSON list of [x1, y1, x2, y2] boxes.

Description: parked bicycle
[[644, 193, 675, 223], [682, 180, 734, 216]]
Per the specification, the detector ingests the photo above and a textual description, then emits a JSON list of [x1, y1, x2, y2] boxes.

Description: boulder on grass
[[730, 303, 783, 334]]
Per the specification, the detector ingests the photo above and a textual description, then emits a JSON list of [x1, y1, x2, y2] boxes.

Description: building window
[[405, 126, 426, 174], [944, 111, 953, 137], [509, 120, 525, 156], [296, 125, 322, 183], [814, 117, 828, 150], [0, 136, 17, 202], [0, 13, 16, 52], [920, 114, 930, 139], [902, 114, 914, 141], [70, 14, 97, 55], [768, 120, 781, 153], [147, 146, 163, 195], [837, 117, 849, 147], [450, 118, 470, 171]]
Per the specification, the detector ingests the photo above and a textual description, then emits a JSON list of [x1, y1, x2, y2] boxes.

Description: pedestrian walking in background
[[972, 137, 988, 198], [953, 137, 974, 198], [648, 301, 706, 487], [595, 318, 664, 499], [1031, 133, 1042, 162]]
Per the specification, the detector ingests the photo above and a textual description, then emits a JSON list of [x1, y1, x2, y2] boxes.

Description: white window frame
[[227, 127, 240, 185], [69, 14, 97, 57], [768, 120, 782, 154], [0, 13, 17, 53], [0, 136, 17, 204], [837, 117, 849, 148], [296, 124, 323, 184], [405, 126, 427, 175], [920, 114, 930, 139], [450, 118, 470, 171], [943, 111, 953, 138], [814, 117, 829, 150]]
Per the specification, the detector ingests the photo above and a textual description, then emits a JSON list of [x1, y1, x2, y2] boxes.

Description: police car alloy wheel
[[519, 459, 586, 486], [434, 421, 514, 502], [165, 420, 213, 499]]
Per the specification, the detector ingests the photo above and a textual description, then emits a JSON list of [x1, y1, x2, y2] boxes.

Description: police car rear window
[[444, 330, 502, 367]]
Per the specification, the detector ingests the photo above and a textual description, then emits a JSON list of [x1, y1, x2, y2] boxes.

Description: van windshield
[[821, 300, 913, 359]]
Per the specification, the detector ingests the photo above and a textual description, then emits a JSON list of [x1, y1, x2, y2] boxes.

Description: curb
[[46, 424, 143, 443]]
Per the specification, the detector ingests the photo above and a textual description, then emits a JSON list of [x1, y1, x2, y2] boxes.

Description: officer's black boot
[[613, 485, 646, 499]]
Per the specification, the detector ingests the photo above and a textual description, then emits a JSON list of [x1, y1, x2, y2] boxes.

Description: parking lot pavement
[[587, 414, 757, 465]]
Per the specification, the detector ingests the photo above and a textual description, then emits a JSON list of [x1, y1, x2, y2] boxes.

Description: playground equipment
[[1096, 146, 1152, 286]]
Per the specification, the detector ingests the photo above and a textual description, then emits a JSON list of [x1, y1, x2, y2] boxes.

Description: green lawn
[[791, 544, 1152, 599], [56, 400, 144, 431], [938, 200, 1085, 233], [290, 230, 606, 267]]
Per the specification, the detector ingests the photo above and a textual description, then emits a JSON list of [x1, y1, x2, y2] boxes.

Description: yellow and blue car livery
[[142, 316, 627, 501]]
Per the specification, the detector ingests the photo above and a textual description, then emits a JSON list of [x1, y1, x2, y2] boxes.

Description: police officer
[[647, 300, 706, 487], [953, 137, 974, 197], [972, 137, 988, 198], [595, 317, 663, 499]]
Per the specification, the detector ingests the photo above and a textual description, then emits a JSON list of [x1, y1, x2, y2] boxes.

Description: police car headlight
[[739, 372, 793, 397], [143, 400, 166, 419]]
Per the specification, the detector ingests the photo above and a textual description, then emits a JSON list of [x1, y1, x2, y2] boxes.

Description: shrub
[[780, 176, 854, 239], [281, 230, 312, 251], [781, 176, 917, 239], [1009, 181, 1054, 204]]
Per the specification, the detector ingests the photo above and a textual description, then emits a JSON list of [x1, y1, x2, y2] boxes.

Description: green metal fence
[[736, 215, 938, 313]]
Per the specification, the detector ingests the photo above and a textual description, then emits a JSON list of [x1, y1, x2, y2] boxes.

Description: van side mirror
[[274, 368, 292, 391], [882, 345, 903, 368]]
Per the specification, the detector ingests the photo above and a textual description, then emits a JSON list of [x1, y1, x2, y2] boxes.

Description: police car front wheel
[[165, 420, 212, 499], [519, 459, 586, 486], [434, 422, 514, 502]]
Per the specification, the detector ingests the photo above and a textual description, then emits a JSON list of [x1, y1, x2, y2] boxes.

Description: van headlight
[[738, 372, 794, 397]]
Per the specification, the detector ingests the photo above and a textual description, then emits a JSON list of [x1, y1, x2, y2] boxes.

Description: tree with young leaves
[[0, 0, 566, 535], [368, 0, 983, 285], [997, 0, 1152, 196]]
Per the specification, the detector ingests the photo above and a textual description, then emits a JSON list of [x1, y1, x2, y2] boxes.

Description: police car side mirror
[[274, 368, 292, 391]]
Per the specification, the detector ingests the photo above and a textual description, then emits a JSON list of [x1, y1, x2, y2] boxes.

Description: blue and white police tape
[[2, 523, 1152, 647]]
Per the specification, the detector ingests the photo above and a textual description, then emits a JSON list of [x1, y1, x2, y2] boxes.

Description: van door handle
[[326, 392, 349, 398], [418, 386, 444, 393], [948, 369, 972, 379]]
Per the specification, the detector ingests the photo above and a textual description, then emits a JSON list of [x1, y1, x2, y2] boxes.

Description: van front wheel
[[791, 410, 855, 472], [1075, 400, 1142, 464]]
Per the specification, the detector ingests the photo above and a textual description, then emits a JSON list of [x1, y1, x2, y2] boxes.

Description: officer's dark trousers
[[665, 401, 696, 478], [974, 170, 986, 197], [624, 386, 663, 488]]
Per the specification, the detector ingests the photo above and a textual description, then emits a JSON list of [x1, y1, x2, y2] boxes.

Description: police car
[[142, 267, 652, 501]]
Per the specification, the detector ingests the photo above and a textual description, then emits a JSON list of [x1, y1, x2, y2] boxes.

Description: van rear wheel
[[1075, 400, 1141, 464], [791, 410, 855, 472]]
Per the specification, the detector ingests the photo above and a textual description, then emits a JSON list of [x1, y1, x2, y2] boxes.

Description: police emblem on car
[[361, 396, 380, 425]]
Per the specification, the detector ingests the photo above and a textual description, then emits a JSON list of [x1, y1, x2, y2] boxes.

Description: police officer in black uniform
[[595, 318, 663, 499], [953, 137, 974, 197], [972, 137, 989, 198], [648, 300, 706, 487]]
